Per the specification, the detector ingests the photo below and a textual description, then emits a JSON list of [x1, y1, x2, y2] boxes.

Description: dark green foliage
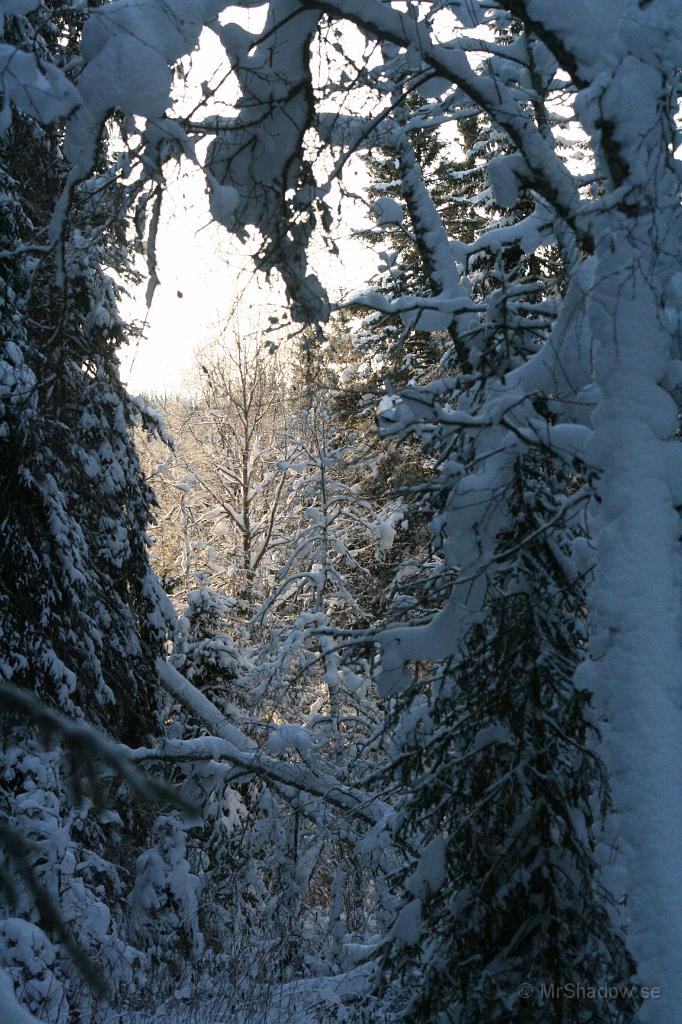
[[382, 456, 638, 1023], [0, 4, 175, 1013]]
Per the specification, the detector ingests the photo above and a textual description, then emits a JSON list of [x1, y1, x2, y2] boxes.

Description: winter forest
[[2, 1, 682, 1022]]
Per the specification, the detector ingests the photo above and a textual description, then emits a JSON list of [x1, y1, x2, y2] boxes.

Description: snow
[[151, 660, 392, 827], [206, 177, 240, 228], [376, 519, 396, 552], [371, 196, 403, 226], [0, 970, 41, 1024], [523, 0, 624, 79], [405, 837, 446, 900], [205, 0, 328, 318], [130, 814, 202, 956], [389, 898, 421, 946], [450, 0, 484, 28], [0, 920, 66, 1024], [157, 658, 255, 753], [0, 46, 79, 131], [486, 153, 528, 209], [5, 0, 682, 1019], [0, 0, 39, 13], [266, 723, 313, 757]]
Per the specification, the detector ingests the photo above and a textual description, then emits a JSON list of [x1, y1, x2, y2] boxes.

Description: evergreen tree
[[172, 587, 241, 709], [129, 813, 202, 976], [378, 448, 637, 1022], [0, 3, 174, 1017], [344, 23, 634, 1021]]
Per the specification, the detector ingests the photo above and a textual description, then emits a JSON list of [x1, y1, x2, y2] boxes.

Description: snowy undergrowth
[[114, 964, 390, 1024]]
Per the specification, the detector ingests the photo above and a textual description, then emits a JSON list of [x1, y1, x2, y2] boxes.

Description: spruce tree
[[379, 450, 637, 1022], [349, 23, 636, 1021], [0, 3, 174, 1016]]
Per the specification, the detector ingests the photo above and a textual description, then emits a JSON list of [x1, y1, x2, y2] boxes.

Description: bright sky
[[118, 164, 377, 396], [114, 8, 543, 396], [118, 24, 378, 397]]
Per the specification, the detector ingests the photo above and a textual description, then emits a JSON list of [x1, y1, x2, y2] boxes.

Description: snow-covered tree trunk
[[579, 133, 682, 1024], [511, 15, 682, 1013]]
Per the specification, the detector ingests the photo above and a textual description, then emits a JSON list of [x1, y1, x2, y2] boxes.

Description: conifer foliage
[[0, 2, 174, 1018], [2, 1, 682, 1022]]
